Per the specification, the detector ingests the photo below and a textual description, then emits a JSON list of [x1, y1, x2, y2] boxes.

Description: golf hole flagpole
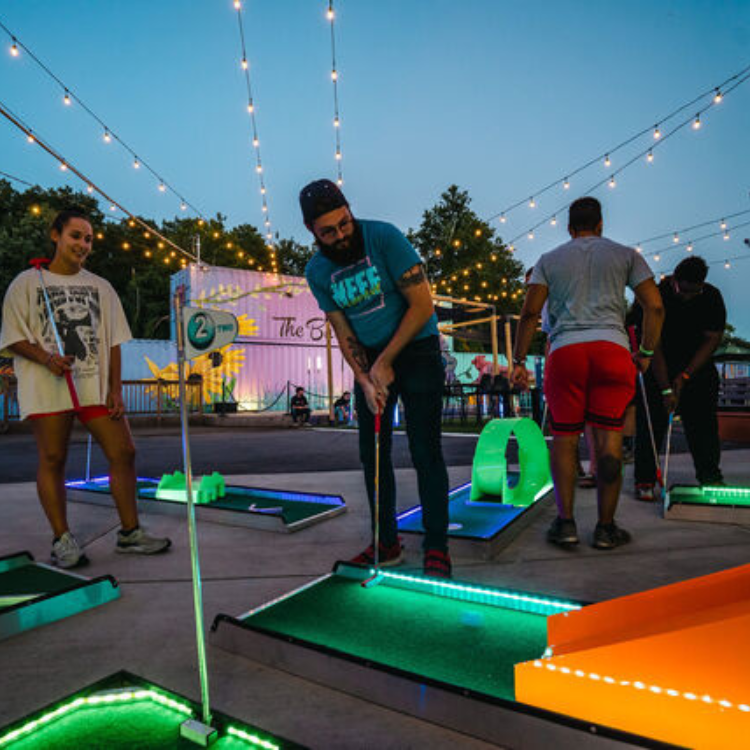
[[173, 287, 238, 746]]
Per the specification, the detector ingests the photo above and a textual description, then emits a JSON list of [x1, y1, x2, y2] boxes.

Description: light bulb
[[331, 69, 338, 81], [720, 219, 727, 230], [260, 187, 266, 194], [234, 0, 241, 8], [103, 130, 111, 143], [550, 216, 557, 226], [714, 89, 723, 104], [337, 178, 343, 186], [673, 233, 679, 243], [109, 204, 116, 212], [262, 204, 268, 212], [133, 157, 140, 169], [247, 103, 254, 113], [334, 117, 340, 128], [59, 162, 68, 171], [10, 39, 19, 57], [528, 231, 535, 240], [253, 137, 259, 147], [654, 254, 660, 262], [499, 214, 506, 223], [646, 150, 654, 163], [692, 114, 701, 130], [180, 202, 187, 211], [241, 58, 248, 70], [608, 176, 616, 188], [158, 182, 166, 192], [636, 245, 642, 253], [27, 132, 35, 143], [563, 178, 570, 190], [723, 231, 730, 241], [724, 260, 731, 269], [327, 8, 335, 20], [63, 90, 71, 105], [256, 165, 263, 173], [653, 125, 661, 139], [604, 154, 611, 167], [87, 185, 94, 194], [335, 150, 342, 160], [529, 197, 536, 208], [687, 243, 693, 252]]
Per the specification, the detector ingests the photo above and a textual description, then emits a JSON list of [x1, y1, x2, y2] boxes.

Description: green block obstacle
[[470, 418, 551, 506], [155, 471, 226, 504]]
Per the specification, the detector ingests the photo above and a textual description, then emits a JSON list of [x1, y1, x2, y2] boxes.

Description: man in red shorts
[[511, 197, 664, 549]]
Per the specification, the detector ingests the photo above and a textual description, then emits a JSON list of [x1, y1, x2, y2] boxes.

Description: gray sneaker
[[593, 522, 632, 550], [51, 531, 88, 569], [116, 527, 172, 555]]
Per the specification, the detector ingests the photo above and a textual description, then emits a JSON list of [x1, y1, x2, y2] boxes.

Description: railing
[[0, 376, 203, 431]]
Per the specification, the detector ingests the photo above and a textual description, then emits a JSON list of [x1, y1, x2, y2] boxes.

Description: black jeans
[[635, 368, 723, 485], [354, 335, 449, 552]]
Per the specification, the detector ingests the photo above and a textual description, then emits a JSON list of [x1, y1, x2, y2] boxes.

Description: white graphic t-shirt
[[0, 268, 132, 418]]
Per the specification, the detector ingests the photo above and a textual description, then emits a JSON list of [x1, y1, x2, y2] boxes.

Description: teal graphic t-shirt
[[305, 219, 438, 348]]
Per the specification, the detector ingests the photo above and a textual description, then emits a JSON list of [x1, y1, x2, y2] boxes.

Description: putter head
[[29, 257, 51, 270], [361, 571, 384, 589]]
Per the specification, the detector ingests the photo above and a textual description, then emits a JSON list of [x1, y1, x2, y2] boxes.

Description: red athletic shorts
[[27, 404, 110, 425], [544, 342, 636, 436]]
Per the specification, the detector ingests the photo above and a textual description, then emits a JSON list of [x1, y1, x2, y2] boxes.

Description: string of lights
[[634, 208, 750, 248], [647, 218, 750, 262], [327, 0, 344, 186], [1, 19, 204, 218], [0, 98, 195, 262], [0, 168, 33, 186], [232, 0, 278, 275], [487, 62, 750, 225], [659, 246, 750, 278]]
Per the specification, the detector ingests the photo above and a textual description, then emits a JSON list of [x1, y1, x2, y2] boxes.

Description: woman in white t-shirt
[[0, 207, 171, 568]]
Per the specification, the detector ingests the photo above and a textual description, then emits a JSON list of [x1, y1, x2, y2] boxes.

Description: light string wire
[[634, 208, 750, 248], [327, 0, 344, 185], [0, 98, 195, 261], [645, 218, 750, 261], [487, 62, 750, 224], [507, 69, 750, 250], [0, 18, 205, 218], [233, 0, 278, 274], [0, 168, 33, 186]]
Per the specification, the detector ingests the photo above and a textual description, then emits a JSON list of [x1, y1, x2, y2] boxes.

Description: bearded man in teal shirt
[[302, 179, 451, 578]]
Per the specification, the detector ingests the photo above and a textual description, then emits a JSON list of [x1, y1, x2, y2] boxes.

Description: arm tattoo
[[397, 264, 427, 290], [346, 335, 371, 373]]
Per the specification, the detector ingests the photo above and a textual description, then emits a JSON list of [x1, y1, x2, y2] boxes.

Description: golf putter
[[362, 408, 384, 588]]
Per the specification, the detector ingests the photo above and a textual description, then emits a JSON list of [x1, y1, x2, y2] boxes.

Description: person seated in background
[[334, 390, 351, 424], [290, 386, 312, 426]]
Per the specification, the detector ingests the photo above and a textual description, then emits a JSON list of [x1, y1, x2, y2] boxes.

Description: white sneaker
[[51, 531, 88, 569], [116, 527, 172, 555]]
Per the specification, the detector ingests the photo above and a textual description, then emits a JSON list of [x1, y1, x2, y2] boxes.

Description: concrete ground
[[1, 429, 749, 749]]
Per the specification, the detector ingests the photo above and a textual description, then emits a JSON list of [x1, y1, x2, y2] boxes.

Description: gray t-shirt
[[530, 236, 653, 353]]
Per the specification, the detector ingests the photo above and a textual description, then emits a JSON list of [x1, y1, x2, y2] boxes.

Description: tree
[[408, 185, 526, 351]]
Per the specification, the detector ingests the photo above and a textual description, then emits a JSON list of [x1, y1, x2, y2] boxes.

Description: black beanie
[[299, 179, 349, 227]]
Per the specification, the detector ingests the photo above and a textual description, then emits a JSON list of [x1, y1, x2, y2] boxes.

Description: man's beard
[[317, 220, 365, 266]]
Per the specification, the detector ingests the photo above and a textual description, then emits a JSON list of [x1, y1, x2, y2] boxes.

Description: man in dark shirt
[[290, 386, 311, 426], [634, 256, 726, 497]]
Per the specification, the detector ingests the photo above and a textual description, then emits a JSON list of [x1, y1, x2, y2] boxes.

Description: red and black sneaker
[[634, 483, 657, 502], [423, 549, 452, 579], [350, 540, 404, 567]]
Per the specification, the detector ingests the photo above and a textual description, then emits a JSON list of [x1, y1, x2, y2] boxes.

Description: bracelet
[[639, 345, 654, 357], [661, 388, 673, 396], [513, 357, 526, 366]]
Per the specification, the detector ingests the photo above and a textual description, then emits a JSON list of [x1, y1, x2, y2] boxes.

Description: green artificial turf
[[0, 564, 80, 600], [5, 702, 275, 750], [247, 576, 549, 701]]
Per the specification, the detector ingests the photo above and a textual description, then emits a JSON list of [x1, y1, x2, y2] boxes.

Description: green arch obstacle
[[470, 418, 551, 506]]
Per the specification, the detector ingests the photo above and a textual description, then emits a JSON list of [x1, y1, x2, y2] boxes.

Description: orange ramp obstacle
[[515, 564, 750, 749]]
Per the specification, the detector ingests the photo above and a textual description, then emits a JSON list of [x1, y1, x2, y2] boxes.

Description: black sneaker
[[423, 549, 452, 579], [547, 517, 579, 546], [593, 522, 631, 550]]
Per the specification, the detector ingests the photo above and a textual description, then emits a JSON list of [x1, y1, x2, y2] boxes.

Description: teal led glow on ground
[[371, 568, 580, 616]]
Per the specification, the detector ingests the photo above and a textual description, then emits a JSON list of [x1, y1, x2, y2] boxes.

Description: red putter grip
[[375, 412, 381, 434], [627, 325, 638, 353], [64, 371, 81, 411]]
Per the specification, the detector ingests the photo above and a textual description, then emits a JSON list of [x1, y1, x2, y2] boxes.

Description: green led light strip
[[373, 570, 581, 616], [703, 486, 750, 498], [0, 689, 192, 747], [227, 726, 281, 749]]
